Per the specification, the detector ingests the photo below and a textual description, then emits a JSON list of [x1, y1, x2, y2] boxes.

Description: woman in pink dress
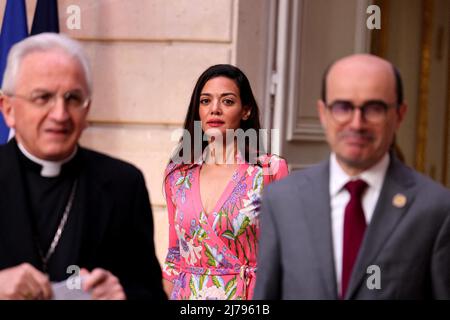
[[162, 64, 288, 300]]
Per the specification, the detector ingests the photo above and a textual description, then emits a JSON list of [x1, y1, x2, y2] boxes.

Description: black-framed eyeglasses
[[1, 89, 90, 110], [326, 100, 398, 124]]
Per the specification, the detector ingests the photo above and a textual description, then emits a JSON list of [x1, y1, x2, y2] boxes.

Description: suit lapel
[[345, 156, 416, 299], [75, 148, 113, 263], [299, 160, 338, 299], [0, 141, 41, 267]]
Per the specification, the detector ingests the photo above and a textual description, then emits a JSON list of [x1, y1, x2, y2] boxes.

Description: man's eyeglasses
[[326, 100, 398, 124], [1, 90, 90, 110]]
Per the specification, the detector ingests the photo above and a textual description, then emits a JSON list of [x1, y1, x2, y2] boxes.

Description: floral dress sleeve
[[272, 155, 289, 181], [261, 154, 289, 183], [162, 164, 180, 283]]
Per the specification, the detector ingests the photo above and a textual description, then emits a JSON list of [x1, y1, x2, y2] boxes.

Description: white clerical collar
[[17, 143, 78, 178], [330, 152, 390, 197]]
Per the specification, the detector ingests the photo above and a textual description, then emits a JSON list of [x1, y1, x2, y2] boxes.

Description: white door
[[268, 0, 373, 170]]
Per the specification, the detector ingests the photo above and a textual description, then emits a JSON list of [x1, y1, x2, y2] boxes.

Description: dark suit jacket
[[254, 155, 450, 299], [0, 140, 166, 300]]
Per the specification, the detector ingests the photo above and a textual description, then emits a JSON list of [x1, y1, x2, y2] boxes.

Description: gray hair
[[2, 32, 92, 95]]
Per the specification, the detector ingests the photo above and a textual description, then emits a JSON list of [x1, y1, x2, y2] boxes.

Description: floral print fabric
[[163, 155, 288, 300]]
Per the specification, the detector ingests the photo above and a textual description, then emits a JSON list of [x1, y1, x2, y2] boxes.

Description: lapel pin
[[392, 193, 407, 208]]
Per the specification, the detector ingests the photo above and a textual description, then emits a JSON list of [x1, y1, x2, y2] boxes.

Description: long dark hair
[[167, 64, 263, 178]]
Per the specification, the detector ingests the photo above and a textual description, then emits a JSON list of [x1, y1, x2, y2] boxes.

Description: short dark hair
[[321, 62, 404, 106]]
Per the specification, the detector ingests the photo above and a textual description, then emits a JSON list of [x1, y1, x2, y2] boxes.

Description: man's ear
[[317, 99, 327, 129], [81, 101, 91, 130], [0, 94, 15, 128], [395, 102, 407, 129]]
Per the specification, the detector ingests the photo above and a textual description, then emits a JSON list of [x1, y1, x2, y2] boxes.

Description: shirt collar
[[330, 152, 390, 196]]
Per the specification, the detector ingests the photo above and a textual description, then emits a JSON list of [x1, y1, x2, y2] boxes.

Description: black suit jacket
[[0, 140, 166, 300]]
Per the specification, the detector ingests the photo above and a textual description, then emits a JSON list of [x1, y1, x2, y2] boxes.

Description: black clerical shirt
[[16, 144, 81, 280]]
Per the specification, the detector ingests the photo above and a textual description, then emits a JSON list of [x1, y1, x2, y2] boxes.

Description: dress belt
[[180, 265, 257, 299], [181, 265, 256, 276]]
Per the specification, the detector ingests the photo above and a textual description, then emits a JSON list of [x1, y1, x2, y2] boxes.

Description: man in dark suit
[[0, 33, 165, 300], [254, 54, 450, 299]]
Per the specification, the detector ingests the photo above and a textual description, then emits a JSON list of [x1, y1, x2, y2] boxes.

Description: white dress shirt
[[329, 152, 390, 295]]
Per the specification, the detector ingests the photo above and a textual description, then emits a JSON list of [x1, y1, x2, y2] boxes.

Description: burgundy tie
[[341, 179, 368, 298]]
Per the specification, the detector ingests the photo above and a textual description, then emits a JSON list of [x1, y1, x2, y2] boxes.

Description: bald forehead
[[329, 55, 394, 81], [326, 54, 397, 102], [332, 54, 392, 71]]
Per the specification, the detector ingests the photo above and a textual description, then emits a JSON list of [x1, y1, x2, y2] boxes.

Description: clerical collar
[[17, 143, 78, 178]]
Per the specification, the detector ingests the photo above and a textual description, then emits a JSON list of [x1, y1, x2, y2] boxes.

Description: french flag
[[0, 0, 59, 144], [0, 0, 28, 144]]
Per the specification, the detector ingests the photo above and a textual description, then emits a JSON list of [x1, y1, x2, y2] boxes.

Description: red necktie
[[341, 179, 368, 298]]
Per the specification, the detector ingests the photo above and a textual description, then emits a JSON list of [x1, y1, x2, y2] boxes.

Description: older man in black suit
[[0, 33, 165, 300]]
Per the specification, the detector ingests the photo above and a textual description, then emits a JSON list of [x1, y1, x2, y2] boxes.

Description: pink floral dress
[[163, 155, 288, 300]]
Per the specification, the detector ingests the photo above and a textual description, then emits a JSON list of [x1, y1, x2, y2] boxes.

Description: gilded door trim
[[415, 0, 433, 173], [443, 10, 450, 186]]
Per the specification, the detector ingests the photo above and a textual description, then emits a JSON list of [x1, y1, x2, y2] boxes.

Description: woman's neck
[[204, 139, 238, 165]]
